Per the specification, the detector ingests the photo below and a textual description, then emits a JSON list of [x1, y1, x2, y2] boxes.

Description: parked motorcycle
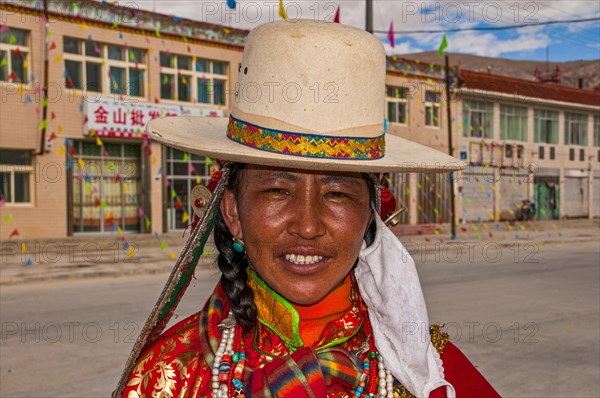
[[518, 199, 537, 221]]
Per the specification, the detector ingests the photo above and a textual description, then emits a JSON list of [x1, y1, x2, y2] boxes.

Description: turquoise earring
[[232, 237, 245, 253]]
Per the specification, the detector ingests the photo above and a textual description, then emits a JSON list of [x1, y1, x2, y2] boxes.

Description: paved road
[[1, 241, 598, 397]]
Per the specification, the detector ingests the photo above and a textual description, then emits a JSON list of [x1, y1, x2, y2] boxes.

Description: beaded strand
[[211, 312, 236, 398], [212, 308, 396, 397]]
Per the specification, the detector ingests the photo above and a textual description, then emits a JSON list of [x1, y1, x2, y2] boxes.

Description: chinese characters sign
[[84, 100, 224, 138]]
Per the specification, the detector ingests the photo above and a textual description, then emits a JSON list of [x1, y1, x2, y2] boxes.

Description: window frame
[[63, 37, 147, 98], [533, 108, 559, 144], [386, 86, 407, 125], [564, 112, 589, 146], [424, 91, 441, 128], [160, 52, 228, 106], [594, 115, 600, 147], [463, 99, 494, 138], [0, 150, 34, 206], [0, 27, 30, 85], [500, 104, 528, 141]]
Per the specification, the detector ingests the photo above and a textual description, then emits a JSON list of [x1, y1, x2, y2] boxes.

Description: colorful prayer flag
[[333, 7, 340, 23], [437, 34, 448, 58], [387, 21, 395, 48], [278, 0, 288, 19]]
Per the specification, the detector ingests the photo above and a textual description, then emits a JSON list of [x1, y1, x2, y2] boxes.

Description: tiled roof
[[459, 69, 600, 107], [3, 0, 249, 48]]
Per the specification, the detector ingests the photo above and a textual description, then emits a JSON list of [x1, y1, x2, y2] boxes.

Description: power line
[[374, 16, 600, 34]]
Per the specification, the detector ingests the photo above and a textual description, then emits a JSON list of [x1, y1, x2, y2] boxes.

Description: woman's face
[[221, 165, 372, 306]]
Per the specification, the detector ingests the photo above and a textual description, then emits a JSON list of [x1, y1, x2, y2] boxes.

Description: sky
[[125, 0, 599, 62]]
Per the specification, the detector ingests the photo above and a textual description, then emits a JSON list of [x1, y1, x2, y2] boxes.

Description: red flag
[[333, 7, 340, 23], [387, 20, 395, 48], [49, 41, 56, 50], [9, 229, 20, 238], [48, 132, 57, 141]]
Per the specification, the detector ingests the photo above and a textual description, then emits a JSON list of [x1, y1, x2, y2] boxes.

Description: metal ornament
[[384, 206, 407, 227], [191, 184, 213, 217]]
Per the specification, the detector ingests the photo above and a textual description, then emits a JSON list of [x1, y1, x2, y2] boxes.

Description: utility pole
[[37, 0, 50, 155], [445, 55, 457, 239], [366, 0, 373, 33]]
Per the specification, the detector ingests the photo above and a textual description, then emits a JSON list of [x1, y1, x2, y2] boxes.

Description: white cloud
[[95, 0, 596, 60], [448, 30, 551, 57], [381, 40, 423, 55]]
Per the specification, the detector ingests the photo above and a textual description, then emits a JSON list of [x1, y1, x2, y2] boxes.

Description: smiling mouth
[[284, 254, 324, 265]]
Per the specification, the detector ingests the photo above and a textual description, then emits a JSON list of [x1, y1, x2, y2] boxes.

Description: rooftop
[[459, 69, 600, 107], [2, 0, 249, 48]]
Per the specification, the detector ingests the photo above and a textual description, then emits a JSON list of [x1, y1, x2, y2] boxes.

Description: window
[[538, 146, 545, 160], [500, 104, 527, 141], [161, 53, 229, 105], [534, 109, 558, 144], [63, 37, 146, 96], [165, 147, 213, 230], [0, 150, 33, 204], [424, 91, 440, 127], [594, 115, 600, 147], [463, 100, 493, 138], [386, 86, 407, 124], [564, 112, 588, 146], [0, 27, 29, 83]]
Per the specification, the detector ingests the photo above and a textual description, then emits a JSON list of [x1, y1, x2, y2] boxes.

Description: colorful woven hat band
[[226, 115, 385, 160]]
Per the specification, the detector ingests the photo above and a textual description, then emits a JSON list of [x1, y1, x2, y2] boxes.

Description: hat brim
[[147, 116, 464, 173]]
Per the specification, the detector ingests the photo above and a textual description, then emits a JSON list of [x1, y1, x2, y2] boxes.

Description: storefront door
[[534, 177, 559, 220], [71, 141, 142, 233]]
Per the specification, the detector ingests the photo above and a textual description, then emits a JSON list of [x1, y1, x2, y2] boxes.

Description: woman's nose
[[286, 192, 326, 240]]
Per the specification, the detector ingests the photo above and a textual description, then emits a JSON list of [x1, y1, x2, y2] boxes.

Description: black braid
[[214, 163, 257, 332], [362, 173, 377, 247], [213, 165, 377, 332]]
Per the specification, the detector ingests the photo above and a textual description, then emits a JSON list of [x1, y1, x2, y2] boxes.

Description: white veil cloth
[[355, 215, 456, 398]]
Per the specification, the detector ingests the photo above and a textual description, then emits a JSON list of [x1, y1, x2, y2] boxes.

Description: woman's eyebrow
[[320, 175, 362, 186], [269, 171, 300, 182]]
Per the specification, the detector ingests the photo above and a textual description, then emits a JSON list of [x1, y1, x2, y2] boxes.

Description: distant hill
[[401, 51, 600, 91]]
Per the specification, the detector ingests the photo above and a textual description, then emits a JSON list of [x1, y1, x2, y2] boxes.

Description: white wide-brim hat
[[148, 20, 463, 173]]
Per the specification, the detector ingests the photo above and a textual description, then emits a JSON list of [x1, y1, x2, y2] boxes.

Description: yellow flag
[[96, 137, 103, 146], [278, 0, 288, 19], [182, 211, 189, 223]]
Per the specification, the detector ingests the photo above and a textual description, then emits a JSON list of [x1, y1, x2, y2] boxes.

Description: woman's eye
[[326, 191, 350, 199], [265, 188, 288, 194]]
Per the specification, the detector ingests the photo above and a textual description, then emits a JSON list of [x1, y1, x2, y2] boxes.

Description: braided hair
[[213, 163, 377, 332]]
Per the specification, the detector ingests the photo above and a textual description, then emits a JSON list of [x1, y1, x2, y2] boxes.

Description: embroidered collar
[[247, 269, 362, 352]]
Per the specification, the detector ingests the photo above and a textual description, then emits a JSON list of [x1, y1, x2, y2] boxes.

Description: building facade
[[0, 0, 245, 239], [1, 1, 599, 240], [384, 58, 600, 225]]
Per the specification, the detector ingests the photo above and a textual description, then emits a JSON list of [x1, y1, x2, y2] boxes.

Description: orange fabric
[[292, 276, 353, 346]]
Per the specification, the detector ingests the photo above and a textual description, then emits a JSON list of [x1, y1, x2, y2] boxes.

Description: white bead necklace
[[210, 311, 396, 398]]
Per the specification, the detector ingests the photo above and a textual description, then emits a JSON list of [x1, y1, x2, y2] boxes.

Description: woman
[[117, 20, 500, 398]]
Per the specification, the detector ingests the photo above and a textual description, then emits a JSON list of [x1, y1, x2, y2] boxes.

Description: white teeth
[[284, 254, 323, 265]]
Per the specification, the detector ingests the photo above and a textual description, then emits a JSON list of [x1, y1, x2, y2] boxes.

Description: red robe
[[123, 278, 500, 398]]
